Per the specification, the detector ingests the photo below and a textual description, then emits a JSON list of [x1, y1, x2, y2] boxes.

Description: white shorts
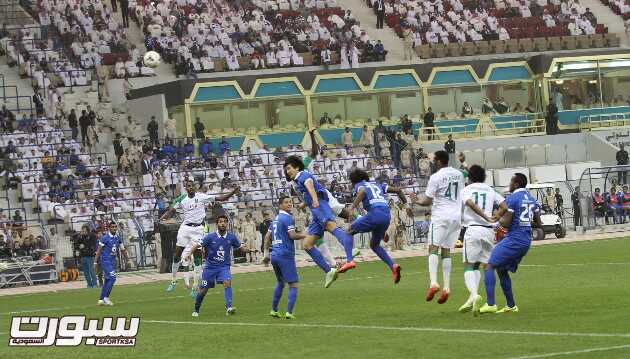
[[462, 225, 495, 264], [176, 223, 205, 248], [329, 198, 345, 217], [428, 219, 461, 249]]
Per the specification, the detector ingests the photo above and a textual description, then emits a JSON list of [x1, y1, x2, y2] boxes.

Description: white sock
[[442, 257, 452, 291], [428, 254, 439, 286], [171, 261, 181, 283], [192, 262, 201, 289], [474, 269, 481, 294], [263, 248, 269, 258], [464, 270, 477, 299], [183, 269, 190, 287], [318, 243, 337, 267]]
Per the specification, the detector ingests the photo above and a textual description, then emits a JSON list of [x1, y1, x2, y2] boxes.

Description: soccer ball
[[143, 51, 161, 68]]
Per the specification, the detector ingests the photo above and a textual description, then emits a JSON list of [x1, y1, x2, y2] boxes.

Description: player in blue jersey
[[94, 221, 130, 306], [479, 173, 541, 314], [284, 156, 355, 288], [186, 214, 245, 317], [265, 196, 306, 319], [345, 169, 411, 283]]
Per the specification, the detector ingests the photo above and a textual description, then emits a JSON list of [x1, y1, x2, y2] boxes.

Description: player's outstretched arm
[[491, 202, 508, 222], [288, 229, 306, 241], [304, 179, 319, 208], [351, 187, 366, 212], [309, 128, 319, 159], [410, 192, 433, 207], [532, 211, 542, 228], [499, 210, 513, 228], [159, 207, 176, 222], [216, 186, 240, 202], [263, 231, 272, 248], [94, 245, 102, 268]]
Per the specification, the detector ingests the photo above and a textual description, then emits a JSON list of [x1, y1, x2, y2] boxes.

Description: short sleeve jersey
[[294, 170, 328, 207], [425, 167, 465, 221], [200, 231, 241, 268], [505, 188, 540, 241], [353, 180, 388, 211], [99, 232, 124, 265], [172, 192, 215, 224], [461, 182, 504, 226], [270, 210, 296, 259]]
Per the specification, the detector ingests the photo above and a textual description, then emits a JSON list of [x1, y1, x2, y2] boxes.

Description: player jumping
[[284, 155, 354, 288], [95, 221, 130, 306], [480, 173, 541, 314], [412, 150, 465, 304], [345, 169, 410, 283], [160, 180, 239, 297], [186, 214, 244, 317], [266, 196, 306, 319], [459, 165, 506, 315]]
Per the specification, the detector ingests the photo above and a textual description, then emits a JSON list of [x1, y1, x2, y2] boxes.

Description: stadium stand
[[365, 0, 617, 58]]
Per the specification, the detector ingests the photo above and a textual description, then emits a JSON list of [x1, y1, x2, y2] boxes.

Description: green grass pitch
[[2, 238, 630, 359]]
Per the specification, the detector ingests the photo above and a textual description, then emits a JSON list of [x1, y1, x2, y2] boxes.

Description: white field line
[[141, 319, 630, 339], [507, 344, 630, 358]]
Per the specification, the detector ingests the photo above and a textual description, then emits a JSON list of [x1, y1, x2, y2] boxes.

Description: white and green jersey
[[171, 192, 215, 225]]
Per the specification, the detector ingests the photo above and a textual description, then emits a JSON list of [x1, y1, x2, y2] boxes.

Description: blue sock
[[306, 247, 331, 272], [105, 277, 116, 298], [497, 270, 515, 307], [484, 268, 496, 306], [332, 228, 354, 262], [371, 242, 394, 270], [99, 281, 108, 300], [287, 287, 298, 314], [194, 291, 206, 312], [272, 282, 284, 312], [224, 286, 233, 308]]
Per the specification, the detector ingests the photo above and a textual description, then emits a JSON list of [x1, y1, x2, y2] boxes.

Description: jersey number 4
[[444, 182, 459, 201]]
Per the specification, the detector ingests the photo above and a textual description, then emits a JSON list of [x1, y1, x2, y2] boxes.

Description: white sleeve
[[494, 192, 505, 206], [425, 175, 437, 199], [201, 193, 216, 204]]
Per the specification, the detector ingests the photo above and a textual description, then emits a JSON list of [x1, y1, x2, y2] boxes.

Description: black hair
[[278, 195, 291, 205], [513, 173, 528, 188], [216, 214, 229, 223], [284, 155, 305, 171], [434, 150, 449, 166], [468, 165, 486, 183], [349, 168, 370, 184]]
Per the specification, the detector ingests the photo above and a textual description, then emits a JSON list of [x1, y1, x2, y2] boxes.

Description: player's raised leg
[[315, 238, 337, 268], [167, 245, 184, 292], [303, 233, 338, 288]]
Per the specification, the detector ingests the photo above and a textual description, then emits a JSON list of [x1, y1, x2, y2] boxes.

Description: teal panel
[[208, 136, 245, 150], [435, 119, 479, 133], [194, 86, 241, 102], [431, 70, 476, 85], [259, 132, 305, 148], [374, 73, 419, 89], [255, 82, 301, 97], [319, 128, 363, 144], [315, 78, 361, 93], [488, 66, 531, 82], [491, 114, 536, 129], [559, 106, 630, 125]]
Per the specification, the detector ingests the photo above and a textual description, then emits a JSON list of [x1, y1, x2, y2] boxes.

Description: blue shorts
[[200, 266, 231, 289], [308, 200, 337, 237], [101, 262, 116, 279], [351, 207, 391, 243], [271, 256, 299, 284], [489, 236, 530, 273]]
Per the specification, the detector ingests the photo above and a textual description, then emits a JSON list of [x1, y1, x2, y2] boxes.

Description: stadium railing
[[579, 112, 630, 131]]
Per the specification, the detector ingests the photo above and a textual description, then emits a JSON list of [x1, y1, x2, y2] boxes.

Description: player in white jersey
[[412, 150, 464, 304], [160, 180, 239, 296], [458, 165, 506, 315]]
